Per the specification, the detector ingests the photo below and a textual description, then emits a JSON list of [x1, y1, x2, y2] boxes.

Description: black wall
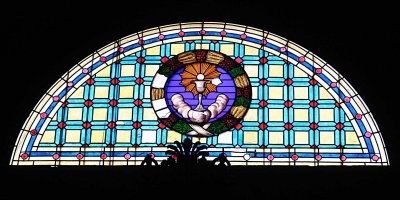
[[2, 2, 398, 199]]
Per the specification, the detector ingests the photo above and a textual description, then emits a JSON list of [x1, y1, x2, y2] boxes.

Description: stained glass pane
[[10, 22, 389, 166]]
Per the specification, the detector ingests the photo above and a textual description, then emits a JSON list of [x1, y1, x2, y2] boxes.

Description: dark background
[[2, 2, 398, 199]]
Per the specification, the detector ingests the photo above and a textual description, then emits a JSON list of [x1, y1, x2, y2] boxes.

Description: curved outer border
[[10, 22, 389, 165]]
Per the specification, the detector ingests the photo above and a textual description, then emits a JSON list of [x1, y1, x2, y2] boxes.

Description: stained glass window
[[10, 22, 389, 166]]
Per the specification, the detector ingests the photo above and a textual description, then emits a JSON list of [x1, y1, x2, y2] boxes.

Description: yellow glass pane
[[167, 130, 181, 143], [143, 108, 157, 120], [245, 46, 259, 55], [294, 109, 309, 121], [269, 65, 283, 77], [294, 87, 309, 99], [192, 136, 207, 143], [92, 108, 108, 120], [346, 131, 360, 144], [354, 96, 368, 114], [94, 86, 109, 98], [269, 87, 283, 99], [269, 109, 283, 121], [219, 44, 234, 56], [96, 67, 110, 77], [319, 109, 334, 121], [70, 87, 84, 98], [269, 132, 283, 144], [224, 37, 241, 44], [294, 67, 309, 77], [195, 43, 210, 50], [244, 65, 258, 77], [319, 87, 333, 99], [146, 46, 160, 55], [67, 108, 83, 120], [41, 130, 55, 143], [244, 109, 258, 121], [120, 65, 135, 77], [243, 131, 258, 144], [145, 65, 159, 76], [48, 79, 65, 96], [267, 34, 287, 45], [119, 86, 134, 98], [170, 43, 185, 55], [142, 27, 159, 36], [295, 131, 309, 144], [116, 130, 132, 143], [65, 130, 81, 143], [91, 130, 105, 143], [34, 161, 58, 165], [320, 131, 335, 144], [118, 108, 132, 120]]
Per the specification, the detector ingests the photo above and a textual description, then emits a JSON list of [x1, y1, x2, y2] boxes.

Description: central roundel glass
[[165, 66, 235, 122], [151, 50, 251, 137]]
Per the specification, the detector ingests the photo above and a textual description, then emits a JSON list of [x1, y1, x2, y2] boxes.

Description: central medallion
[[166, 62, 233, 124], [151, 50, 251, 136]]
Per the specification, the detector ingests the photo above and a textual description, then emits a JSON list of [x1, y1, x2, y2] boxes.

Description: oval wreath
[[150, 50, 251, 136]]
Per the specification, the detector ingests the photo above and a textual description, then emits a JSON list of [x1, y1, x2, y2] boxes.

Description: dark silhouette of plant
[[165, 138, 208, 166], [161, 155, 177, 166], [198, 151, 210, 167], [141, 153, 158, 166], [212, 153, 231, 167]]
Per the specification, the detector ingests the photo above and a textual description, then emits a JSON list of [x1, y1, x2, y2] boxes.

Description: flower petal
[[200, 63, 211, 74], [181, 78, 193, 86], [205, 70, 221, 79], [180, 71, 196, 80], [206, 83, 217, 93], [185, 64, 199, 75], [203, 64, 216, 76]]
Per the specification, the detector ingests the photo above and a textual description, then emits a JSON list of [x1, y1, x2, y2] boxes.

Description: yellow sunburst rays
[[180, 63, 221, 96]]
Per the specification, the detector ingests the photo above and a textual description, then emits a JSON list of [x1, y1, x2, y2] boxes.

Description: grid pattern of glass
[[10, 22, 388, 166]]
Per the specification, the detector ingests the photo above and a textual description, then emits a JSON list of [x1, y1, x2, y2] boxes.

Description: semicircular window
[[11, 22, 389, 166]]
